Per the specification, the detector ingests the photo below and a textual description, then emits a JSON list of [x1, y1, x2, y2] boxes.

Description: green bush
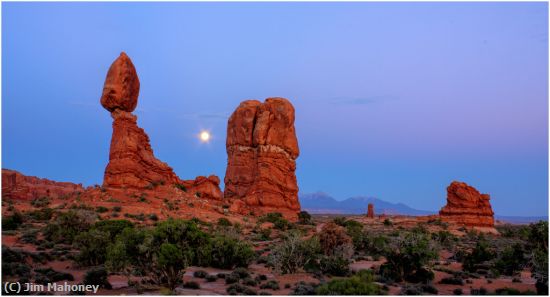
[[259, 213, 291, 230], [298, 211, 313, 225], [217, 218, 232, 227], [31, 197, 51, 208], [2, 212, 24, 230], [158, 243, 187, 290], [260, 280, 280, 290], [83, 266, 112, 289], [183, 281, 200, 289], [315, 270, 384, 295], [206, 274, 218, 282], [462, 238, 495, 273], [34, 267, 74, 284], [193, 270, 208, 278], [74, 229, 111, 266], [453, 288, 463, 295], [269, 231, 321, 274], [43, 210, 95, 243], [210, 235, 254, 269], [493, 243, 526, 276], [93, 220, 134, 240], [96, 206, 109, 213], [27, 208, 54, 221], [319, 255, 351, 276], [380, 231, 438, 283]]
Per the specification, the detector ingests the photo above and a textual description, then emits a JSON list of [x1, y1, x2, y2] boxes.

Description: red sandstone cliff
[[2, 169, 84, 201]]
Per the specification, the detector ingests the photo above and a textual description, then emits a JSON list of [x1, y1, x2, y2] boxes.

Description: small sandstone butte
[[2, 169, 84, 200], [224, 98, 300, 217], [439, 181, 495, 227], [100, 52, 140, 112], [367, 203, 374, 218]]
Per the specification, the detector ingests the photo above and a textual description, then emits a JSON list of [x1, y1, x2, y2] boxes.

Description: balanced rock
[[2, 169, 84, 200], [101, 53, 178, 189], [367, 203, 374, 218], [100, 52, 140, 112], [224, 98, 300, 217], [439, 181, 494, 227]]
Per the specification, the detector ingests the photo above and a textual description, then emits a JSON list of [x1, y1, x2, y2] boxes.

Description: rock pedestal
[[367, 203, 374, 218]]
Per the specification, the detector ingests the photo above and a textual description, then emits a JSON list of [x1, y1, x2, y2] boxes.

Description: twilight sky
[[2, 2, 548, 216]]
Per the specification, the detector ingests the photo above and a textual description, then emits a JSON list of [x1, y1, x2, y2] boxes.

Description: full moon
[[199, 131, 211, 142]]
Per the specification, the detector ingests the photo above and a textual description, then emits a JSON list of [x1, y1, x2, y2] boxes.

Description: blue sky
[[2, 2, 548, 216]]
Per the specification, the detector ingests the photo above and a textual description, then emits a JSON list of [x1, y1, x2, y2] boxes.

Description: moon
[[199, 130, 211, 143]]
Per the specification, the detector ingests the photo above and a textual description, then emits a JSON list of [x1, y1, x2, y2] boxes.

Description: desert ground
[[2, 194, 547, 295]]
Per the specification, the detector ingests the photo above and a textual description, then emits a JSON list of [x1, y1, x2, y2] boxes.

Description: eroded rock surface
[[439, 181, 495, 227], [367, 203, 374, 218], [2, 169, 84, 200], [224, 98, 300, 217]]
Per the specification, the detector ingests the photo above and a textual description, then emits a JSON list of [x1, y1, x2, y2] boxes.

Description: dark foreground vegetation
[[2, 202, 548, 295]]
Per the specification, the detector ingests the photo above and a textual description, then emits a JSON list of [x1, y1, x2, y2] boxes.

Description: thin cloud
[[329, 95, 398, 106]]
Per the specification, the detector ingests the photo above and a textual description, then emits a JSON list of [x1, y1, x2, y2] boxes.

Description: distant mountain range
[[299, 192, 548, 223], [299, 192, 435, 216]]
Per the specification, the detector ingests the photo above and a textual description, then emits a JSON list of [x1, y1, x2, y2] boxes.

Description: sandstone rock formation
[[101, 53, 179, 189], [2, 169, 84, 200], [224, 98, 300, 217], [439, 181, 495, 227], [367, 203, 374, 218], [100, 52, 221, 200]]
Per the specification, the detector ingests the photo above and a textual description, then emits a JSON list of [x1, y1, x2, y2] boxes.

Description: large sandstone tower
[[439, 181, 495, 227], [224, 98, 301, 217]]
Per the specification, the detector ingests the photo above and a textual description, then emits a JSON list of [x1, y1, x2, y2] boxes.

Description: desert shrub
[[292, 281, 317, 295], [400, 284, 437, 295], [148, 213, 158, 221], [380, 231, 438, 283], [470, 287, 488, 295], [225, 273, 239, 284], [27, 208, 54, 221], [495, 287, 521, 295], [432, 230, 457, 249], [297, 211, 313, 225], [83, 266, 112, 289], [217, 217, 232, 227], [316, 270, 383, 295], [462, 238, 495, 272], [493, 243, 526, 276], [210, 235, 254, 269], [93, 219, 134, 240], [112, 206, 122, 212], [528, 221, 548, 295], [2, 246, 32, 278], [2, 212, 24, 230], [440, 276, 464, 285], [383, 218, 393, 226], [217, 273, 227, 279], [269, 231, 321, 274], [31, 197, 50, 208], [318, 222, 353, 256], [183, 281, 200, 289], [43, 210, 95, 243], [34, 267, 74, 283], [206, 274, 217, 282], [175, 183, 188, 192], [319, 253, 351, 276], [233, 267, 250, 279], [242, 277, 257, 286], [453, 288, 463, 295], [259, 212, 291, 230], [256, 274, 268, 281], [260, 280, 280, 290], [257, 228, 272, 241], [158, 242, 187, 290], [227, 283, 256, 295], [96, 206, 109, 213], [193, 270, 208, 278], [74, 229, 111, 266], [20, 229, 39, 244]]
